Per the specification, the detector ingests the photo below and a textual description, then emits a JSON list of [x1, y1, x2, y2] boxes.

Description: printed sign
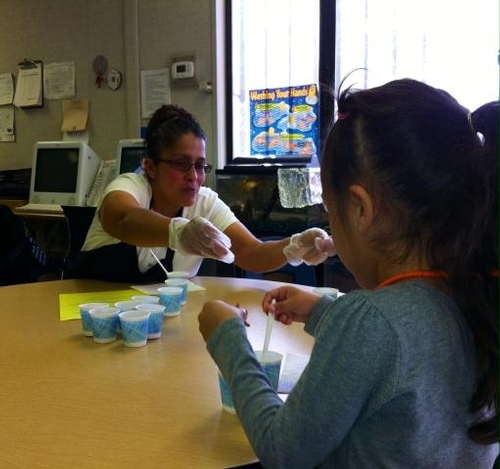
[[249, 83, 319, 160]]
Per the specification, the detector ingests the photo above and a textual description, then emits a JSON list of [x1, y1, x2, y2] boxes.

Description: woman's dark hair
[[321, 78, 499, 444], [145, 104, 206, 161]]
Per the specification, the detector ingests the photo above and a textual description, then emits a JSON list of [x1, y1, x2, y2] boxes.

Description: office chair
[[241, 236, 317, 287], [0, 204, 49, 285], [61, 205, 96, 279]]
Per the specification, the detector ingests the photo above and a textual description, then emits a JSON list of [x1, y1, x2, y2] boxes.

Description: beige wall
[[0, 0, 217, 185]]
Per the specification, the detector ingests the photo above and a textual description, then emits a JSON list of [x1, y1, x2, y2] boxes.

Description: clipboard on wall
[[13, 59, 43, 108]]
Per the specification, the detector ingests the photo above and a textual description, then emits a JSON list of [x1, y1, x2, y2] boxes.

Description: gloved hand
[[169, 216, 235, 264], [283, 227, 336, 266]]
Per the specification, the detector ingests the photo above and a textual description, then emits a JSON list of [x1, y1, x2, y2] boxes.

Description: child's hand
[[262, 286, 321, 325], [198, 300, 247, 342]]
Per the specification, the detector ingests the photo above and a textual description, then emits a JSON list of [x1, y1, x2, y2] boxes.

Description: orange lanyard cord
[[377, 269, 499, 288], [377, 270, 448, 288]]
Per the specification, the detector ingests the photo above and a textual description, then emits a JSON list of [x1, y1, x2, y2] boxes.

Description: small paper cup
[[164, 278, 189, 305], [131, 295, 160, 304], [157, 286, 183, 317], [89, 306, 120, 344], [114, 300, 143, 311], [218, 350, 283, 414], [166, 270, 190, 279], [312, 287, 339, 299], [79, 302, 110, 337], [136, 303, 166, 339], [119, 310, 150, 347], [253, 350, 283, 390], [218, 370, 236, 414]]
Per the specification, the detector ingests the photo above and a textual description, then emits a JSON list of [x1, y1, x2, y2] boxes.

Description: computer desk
[[0, 198, 29, 210], [13, 206, 68, 263], [14, 209, 65, 220], [0, 276, 314, 469]]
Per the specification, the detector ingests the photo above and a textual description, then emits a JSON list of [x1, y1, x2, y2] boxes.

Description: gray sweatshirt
[[207, 281, 499, 468]]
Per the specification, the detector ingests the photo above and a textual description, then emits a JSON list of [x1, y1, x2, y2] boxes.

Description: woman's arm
[[99, 190, 171, 247], [99, 190, 234, 261], [224, 221, 290, 272], [225, 222, 336, 273]]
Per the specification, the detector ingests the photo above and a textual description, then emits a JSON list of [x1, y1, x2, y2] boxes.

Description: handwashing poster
[[249, 83, 319, 159]]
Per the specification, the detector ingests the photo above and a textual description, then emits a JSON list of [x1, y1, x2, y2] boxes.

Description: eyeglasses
[[157, 159, 212, 175]]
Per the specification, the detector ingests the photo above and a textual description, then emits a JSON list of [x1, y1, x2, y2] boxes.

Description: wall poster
[[249, 83, 319, 160]]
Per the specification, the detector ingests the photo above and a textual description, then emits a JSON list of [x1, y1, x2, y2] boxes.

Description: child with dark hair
[[199, 79, 499, 468], [71, 104, 331, 282]]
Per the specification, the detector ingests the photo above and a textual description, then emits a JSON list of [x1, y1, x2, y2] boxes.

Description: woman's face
[[146, 133, 207, 215]]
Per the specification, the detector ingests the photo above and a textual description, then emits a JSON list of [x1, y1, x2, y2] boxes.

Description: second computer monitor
[[116, 138, 146, 175]]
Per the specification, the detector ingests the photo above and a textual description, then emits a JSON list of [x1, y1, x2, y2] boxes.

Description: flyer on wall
[[249, 83, 319, 161]]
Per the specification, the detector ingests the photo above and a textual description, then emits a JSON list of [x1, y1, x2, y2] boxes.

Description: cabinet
[[215, 167, 359, 291], [216, 167, 328, 237], [214, 167, 326, 282]]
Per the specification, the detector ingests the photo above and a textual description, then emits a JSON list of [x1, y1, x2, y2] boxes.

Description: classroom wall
[[0, 0, 217, 185], [137, 0, 216, 187]]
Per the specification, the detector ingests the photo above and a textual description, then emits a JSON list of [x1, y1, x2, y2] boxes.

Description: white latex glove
[[283, 227, 336, 266], [169, 216, 235, 264]]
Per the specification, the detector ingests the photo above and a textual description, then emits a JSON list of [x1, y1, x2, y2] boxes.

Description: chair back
[[0, 204, 49, 284], [61, 205, 96, 278]]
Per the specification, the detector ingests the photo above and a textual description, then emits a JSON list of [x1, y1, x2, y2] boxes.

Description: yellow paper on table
[[59, 289, 138, 321]]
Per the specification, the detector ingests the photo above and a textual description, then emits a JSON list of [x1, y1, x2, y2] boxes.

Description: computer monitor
[[115, 138, 146, 175], [29, 141, 101, 206]]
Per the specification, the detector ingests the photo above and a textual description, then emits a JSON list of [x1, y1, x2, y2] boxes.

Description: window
[[225, 0, 321, 166], [335, 0, 499, 110], [220, 0, 498, 167]]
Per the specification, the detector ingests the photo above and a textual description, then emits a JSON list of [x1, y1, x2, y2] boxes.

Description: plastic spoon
[[149, 249, 169, 277], [262, 299, 276, 361]]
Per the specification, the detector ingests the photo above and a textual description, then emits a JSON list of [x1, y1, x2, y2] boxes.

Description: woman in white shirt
[[70, 104, 334, 283]]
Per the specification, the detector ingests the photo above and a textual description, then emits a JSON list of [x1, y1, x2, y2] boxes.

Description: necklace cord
[[377, 269, 499, 288], [377, 270, 447, 288]]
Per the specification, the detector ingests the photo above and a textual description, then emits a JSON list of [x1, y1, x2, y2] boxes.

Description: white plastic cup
[[119, 310, 150, 347]]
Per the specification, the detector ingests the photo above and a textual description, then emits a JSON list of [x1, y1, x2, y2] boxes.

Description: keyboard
[[16, 203, 64, 214]]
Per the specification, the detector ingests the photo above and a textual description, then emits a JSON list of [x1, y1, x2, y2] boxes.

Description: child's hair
[[145, 104, 206, 162], [321, 78, 499, 444]]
